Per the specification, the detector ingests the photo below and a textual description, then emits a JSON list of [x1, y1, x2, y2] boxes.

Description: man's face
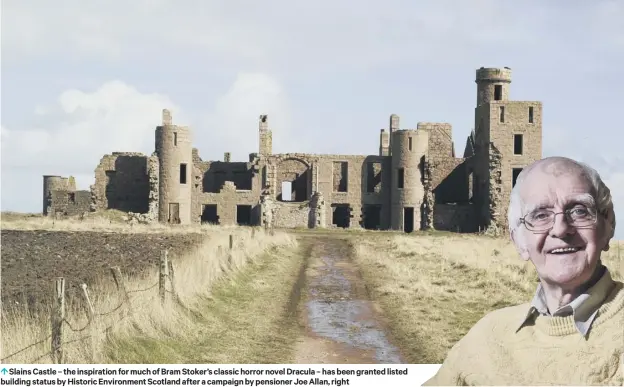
[[513, 163, 609, 290]]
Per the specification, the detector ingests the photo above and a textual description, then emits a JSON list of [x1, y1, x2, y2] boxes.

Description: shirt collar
[[516, 266, 614, 337]]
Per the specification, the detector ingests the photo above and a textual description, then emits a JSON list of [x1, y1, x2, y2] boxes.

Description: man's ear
[[511, 230, 530, 261]]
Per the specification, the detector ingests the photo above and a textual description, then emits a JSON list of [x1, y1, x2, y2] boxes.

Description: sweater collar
[[517, 266, 615, 337]]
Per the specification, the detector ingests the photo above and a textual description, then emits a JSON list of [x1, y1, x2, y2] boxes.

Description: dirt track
[[1, 230, 204, 310], [293, 236, 405, 363]]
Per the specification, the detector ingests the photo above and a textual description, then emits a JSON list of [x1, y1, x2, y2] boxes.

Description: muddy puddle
[[303, 240, 403, 363]]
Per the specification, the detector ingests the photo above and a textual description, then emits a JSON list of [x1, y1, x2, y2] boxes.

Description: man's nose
[[549, 213, 576, 238]]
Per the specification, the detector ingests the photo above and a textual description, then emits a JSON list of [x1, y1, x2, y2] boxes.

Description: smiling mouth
[[548, 246, 583, 254]]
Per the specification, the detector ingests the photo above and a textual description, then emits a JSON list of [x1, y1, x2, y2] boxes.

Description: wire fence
[[1, 249, 180, 364]]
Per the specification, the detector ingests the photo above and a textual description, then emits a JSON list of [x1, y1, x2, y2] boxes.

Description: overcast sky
[[2, 0, 623, 238]]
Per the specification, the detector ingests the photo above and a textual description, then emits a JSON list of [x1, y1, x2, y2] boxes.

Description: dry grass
[[1, 210, 230, 234], [351, 231, 624, 364], [1, 218, 304, 364]]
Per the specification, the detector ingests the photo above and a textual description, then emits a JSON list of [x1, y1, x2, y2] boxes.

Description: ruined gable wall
[[417, 122, 474, 230], [191, 154, 264, 226], [91, 152, 150, 213], [417, 122, 470, 203]]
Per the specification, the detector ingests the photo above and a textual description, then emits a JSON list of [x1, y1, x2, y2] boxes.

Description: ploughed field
[[1, 230, 204, 311]]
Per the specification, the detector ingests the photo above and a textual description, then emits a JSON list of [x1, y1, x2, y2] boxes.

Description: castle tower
[[473, 67, 543, 230], [154, 109, 193, 224], [42, 175, 69, 215], [475, 67, 512, 107], [390, 129, 429, 232], [258, 115, 272, 156]]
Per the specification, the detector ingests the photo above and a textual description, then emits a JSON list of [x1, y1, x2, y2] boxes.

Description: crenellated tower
[[473, 67, 543, 231]]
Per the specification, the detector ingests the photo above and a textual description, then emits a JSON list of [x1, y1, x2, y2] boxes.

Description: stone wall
[[486, 100, 543, 231], [272, 201, 310, 228], [431, 158, 470, 204], [91, 152, 150, 213], [433, 203, 478, 232], [418, 122, 454, 159], [49, 190, 91, 216], [199, 161, 256, 193]]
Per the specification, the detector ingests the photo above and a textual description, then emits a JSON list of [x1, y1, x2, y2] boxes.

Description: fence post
[[110, 266, 131, 317], [167, 259, 183, 306], [228, 235, 234, 266], [251, 228, 255, 238], [159, 250, 169, 305], [80, 283, 97, 362], [51, 277, 65, 364]]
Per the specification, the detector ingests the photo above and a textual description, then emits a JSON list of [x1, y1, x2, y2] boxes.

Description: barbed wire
[[1, 334, 52, 361], [126, 282, 159, 294], [2, 277, 165, 364]]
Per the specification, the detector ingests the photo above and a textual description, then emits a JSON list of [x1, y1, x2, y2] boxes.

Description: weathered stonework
[[44, 67, 542, 234]]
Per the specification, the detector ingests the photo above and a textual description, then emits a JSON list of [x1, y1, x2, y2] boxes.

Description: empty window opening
[[201, 204, 219, 224], [233, 170, 252, 190], [403, 207, 414, 233], [292, 171, 309, 202], [408, 137, 413, 151], [333, 161, 348, 192], [173, 132, 178, 146], [366, 162, 382, 193], [514, 134, 523, 155], [512, 168, 523, 187], [179, 163, 187, 184], [168, 203, 180, 224], [397, 168, 405, 189], [332, 204, 351, 228], [529, 107, 534, 123], [68, 193, 76, 203], [499, 106, 505, 123], [363, 205, 382, 230], [281, 181, 292, 201], [236, 205, 253, 226], [494, 85, 502, 101]]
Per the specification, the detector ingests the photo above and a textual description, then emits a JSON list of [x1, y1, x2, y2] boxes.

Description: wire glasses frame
[[519, 206, 600, 232]]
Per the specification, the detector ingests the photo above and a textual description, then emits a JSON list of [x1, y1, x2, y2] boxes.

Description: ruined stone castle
[[43, 67, 542, 232]]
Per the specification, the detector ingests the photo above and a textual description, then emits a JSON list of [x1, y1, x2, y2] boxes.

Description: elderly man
[[423, 157, 623, 386]]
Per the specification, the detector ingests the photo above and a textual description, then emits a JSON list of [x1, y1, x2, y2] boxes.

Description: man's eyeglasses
[[519, 205, 598, 232]]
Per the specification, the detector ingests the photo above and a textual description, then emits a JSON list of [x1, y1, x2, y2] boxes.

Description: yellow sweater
[[423, 281, 624, 386]]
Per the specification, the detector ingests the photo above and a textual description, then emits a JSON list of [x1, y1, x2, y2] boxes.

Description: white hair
[[508, 157, 616, 247]]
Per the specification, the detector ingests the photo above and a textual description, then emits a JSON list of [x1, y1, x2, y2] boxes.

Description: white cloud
[[0, 73, 291, 210], [1, 81, 178, 175], [197, 73, 294, 160]]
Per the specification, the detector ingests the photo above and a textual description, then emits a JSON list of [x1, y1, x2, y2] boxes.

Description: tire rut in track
[[292, 235, 405, 364]]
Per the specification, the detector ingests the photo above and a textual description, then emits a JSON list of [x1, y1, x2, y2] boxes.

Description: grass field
[[351, 230, 624, 363], [3, 211, 622, 365], [1, 212, 303, 364]]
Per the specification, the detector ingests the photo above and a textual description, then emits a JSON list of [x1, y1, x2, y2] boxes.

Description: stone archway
[[276, 158, 310, 202]]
